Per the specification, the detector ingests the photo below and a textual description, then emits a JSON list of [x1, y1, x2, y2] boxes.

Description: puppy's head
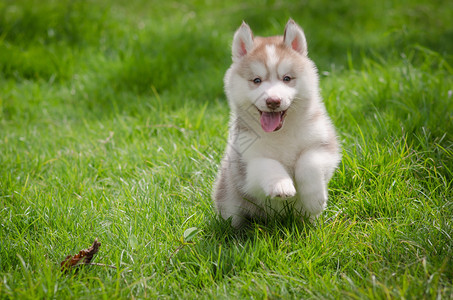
[[225, 19, 319, 132]]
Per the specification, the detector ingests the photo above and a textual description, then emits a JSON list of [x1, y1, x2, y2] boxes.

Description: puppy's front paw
[[265, 178, 296, 199]]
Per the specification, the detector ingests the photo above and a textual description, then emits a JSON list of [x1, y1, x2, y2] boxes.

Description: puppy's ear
[[284, 19, 307, 56], [232, 21, 254, 61]]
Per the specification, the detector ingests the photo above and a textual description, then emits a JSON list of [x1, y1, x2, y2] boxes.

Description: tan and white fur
[[213, 19, 341, 228]]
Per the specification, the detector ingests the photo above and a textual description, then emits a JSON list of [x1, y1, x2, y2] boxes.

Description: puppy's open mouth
[[258, 109, 288, 132]]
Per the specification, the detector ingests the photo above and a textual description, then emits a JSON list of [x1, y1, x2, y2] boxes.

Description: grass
[[0, 0, 452, 298]]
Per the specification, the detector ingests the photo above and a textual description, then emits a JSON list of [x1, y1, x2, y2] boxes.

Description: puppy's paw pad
[[266, 178, 296, 199]]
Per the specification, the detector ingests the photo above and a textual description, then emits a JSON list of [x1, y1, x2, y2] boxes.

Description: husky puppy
[[213, 19, 341, 228]]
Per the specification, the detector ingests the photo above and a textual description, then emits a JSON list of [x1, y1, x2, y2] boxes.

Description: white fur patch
[[265, 45, 280, 71], [244, 158, 296, 199]]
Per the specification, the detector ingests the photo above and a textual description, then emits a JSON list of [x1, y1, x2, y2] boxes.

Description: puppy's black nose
[[266, 97, 281, 110]]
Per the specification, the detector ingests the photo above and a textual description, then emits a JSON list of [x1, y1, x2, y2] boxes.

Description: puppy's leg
[[245, 158, 296, 199], [295, 149, 338, 219], [214, 173, 248, 228], [216, 193, 247, 228]]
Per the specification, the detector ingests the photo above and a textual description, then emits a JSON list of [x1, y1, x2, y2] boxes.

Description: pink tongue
[[260, 112, 282, 132]]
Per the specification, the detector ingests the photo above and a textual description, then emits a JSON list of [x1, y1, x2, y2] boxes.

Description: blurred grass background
[[0, 0, 452, 298]]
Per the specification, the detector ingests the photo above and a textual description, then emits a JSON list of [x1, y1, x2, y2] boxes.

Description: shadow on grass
[[166, 211, 315, 282]]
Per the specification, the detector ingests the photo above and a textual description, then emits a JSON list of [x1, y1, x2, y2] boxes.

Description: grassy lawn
[[1, 0, 452, 298]]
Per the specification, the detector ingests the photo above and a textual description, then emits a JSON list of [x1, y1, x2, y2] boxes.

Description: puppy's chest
[[239, 131, 306, 169]]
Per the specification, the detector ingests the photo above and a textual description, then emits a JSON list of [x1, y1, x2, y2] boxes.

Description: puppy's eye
[[253, 78, 262, 84], [283, 76, 292, 82]]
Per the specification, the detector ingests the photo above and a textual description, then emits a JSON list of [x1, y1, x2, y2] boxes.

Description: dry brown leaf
[[61, 238, 101, 272]]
